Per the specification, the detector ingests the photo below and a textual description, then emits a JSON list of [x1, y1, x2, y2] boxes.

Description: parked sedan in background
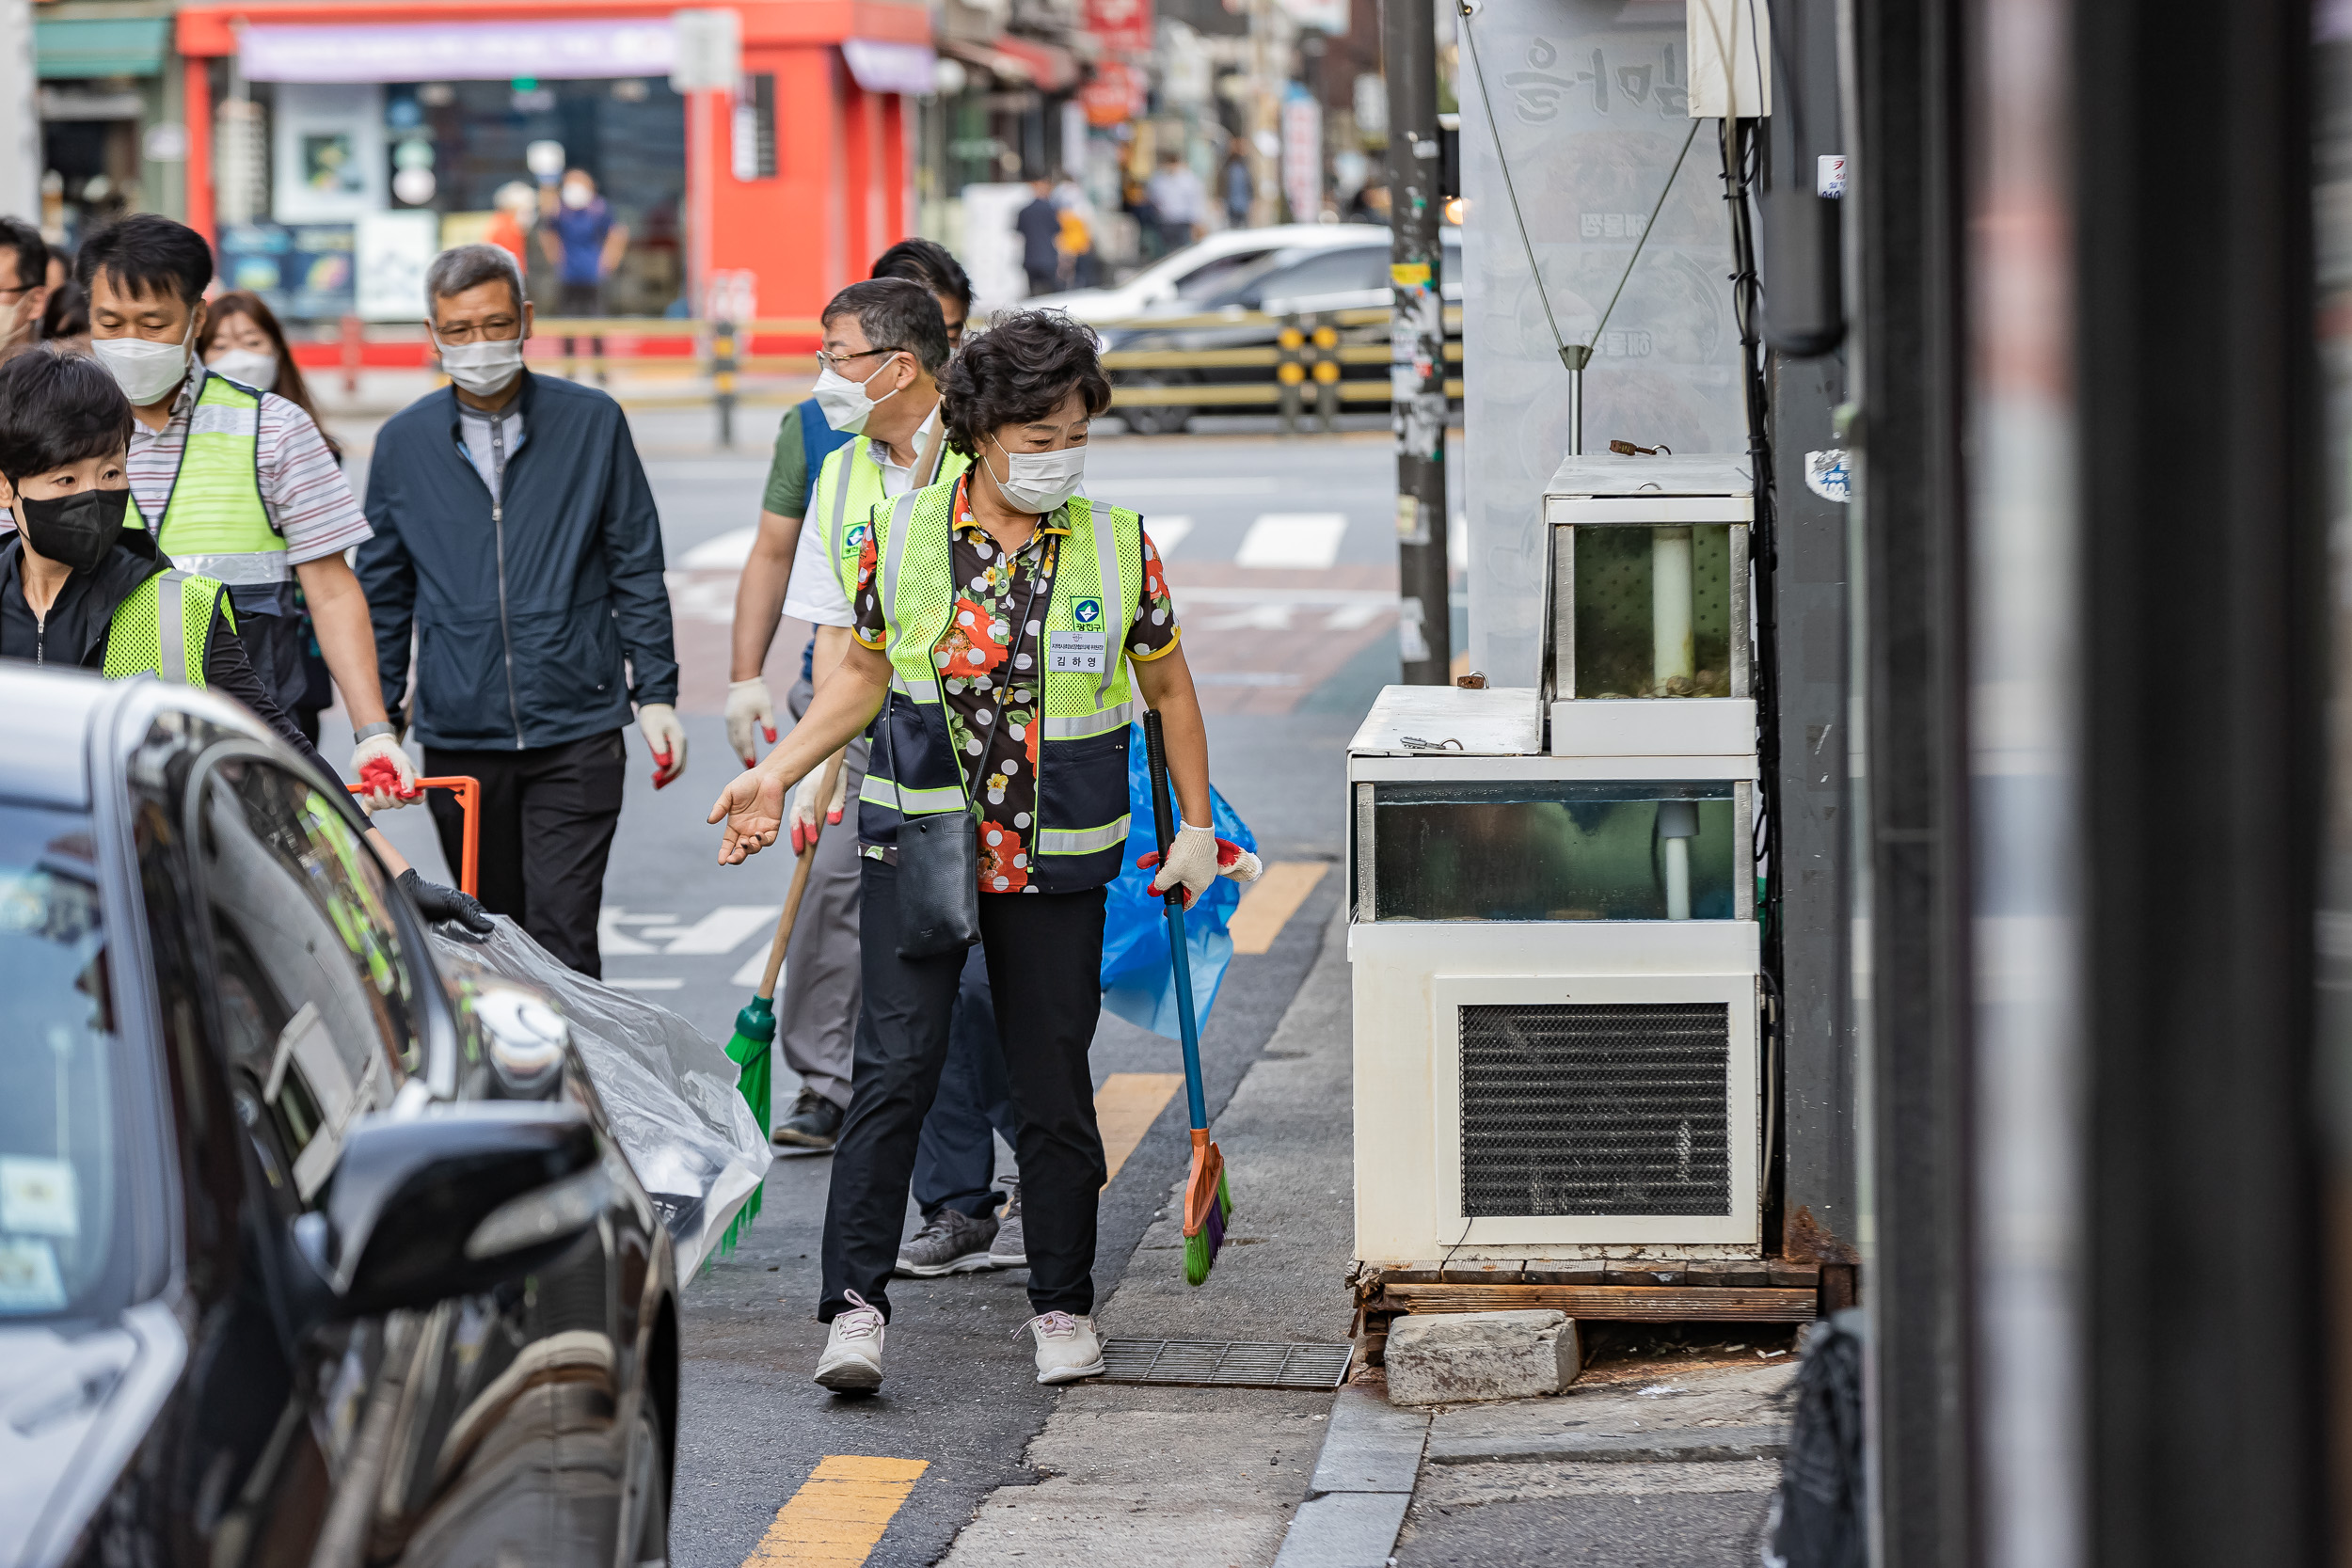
[[1025, 222, 1393, 325], [0, 667, 677, 1568], [1098, 230, 1463, 435]]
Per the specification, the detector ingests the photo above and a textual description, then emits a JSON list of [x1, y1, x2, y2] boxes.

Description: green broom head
[[1181, 1130, 1230, 1288], [719, 996, 778, 1247]]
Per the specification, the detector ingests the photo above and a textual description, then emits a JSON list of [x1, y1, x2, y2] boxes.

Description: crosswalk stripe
[[1235, 512, 1349, 569], [1147, 515, 1194, 556], [665, 903, 784, 955], [741, 1454, 929, 1568], [1228, 862, 1329, 955], [1095, 1072, 1184, 1188]]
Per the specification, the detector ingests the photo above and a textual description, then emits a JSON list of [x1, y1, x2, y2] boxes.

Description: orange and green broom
[[1141, 709, 1231, 1286], [720, 746, 848, 1253]]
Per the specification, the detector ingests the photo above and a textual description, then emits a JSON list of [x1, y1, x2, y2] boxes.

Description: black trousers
[[821, 860, 1107, 1323], [423, 730, 626, 977]]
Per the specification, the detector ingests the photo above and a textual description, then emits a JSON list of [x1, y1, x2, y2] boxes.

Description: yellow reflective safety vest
[[99, 566, 231, 685], [807, 418, 972, 610], [861, 478, 1142, 893], [135, 372, 282, 590]]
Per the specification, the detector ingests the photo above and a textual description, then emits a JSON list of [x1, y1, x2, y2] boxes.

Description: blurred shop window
[[732, 74, 777, 182]]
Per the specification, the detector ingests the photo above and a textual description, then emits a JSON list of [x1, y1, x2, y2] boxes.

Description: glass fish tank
[[1550, 522, 1749, 701], [1354, 779, 1754, 923]]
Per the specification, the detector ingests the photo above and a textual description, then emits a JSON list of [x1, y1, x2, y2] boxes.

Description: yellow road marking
[[1228, 861, 1328, 955], [1095, 1071, 1184, 1188], [742, 1455, 929, 1568]]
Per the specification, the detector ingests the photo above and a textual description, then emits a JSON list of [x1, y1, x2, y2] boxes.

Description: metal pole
[[1384, 0, 1450, 685]]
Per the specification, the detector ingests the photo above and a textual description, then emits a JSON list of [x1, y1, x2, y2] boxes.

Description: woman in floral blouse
[[708, 311, 1252, 1395]]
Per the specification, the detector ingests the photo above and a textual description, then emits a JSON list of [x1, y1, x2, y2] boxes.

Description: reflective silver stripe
[[1042, 699, 1133, 740], [892, 673, 941, 703], [189, 403, 258, 437], [1038, 816, 1131, 856], [827, 445, 856, 578], [155, 570, 189, 685], [858, 773, 966, 815], [879, 490, 920, 645], [1091, 500, 1123, 706], [167, 549, 289, 585]]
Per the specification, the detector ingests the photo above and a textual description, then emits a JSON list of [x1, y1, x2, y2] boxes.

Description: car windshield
[[0, 804, 128, 1319], [1172, 249, 1278, 301]]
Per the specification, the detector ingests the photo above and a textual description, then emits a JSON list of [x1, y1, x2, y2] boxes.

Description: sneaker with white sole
[[813, 1291, 886, 1392], [1019, 1311, 1105, 1385], [988, 1180, 1026, 1269], [895, 1206, 998, 1277]]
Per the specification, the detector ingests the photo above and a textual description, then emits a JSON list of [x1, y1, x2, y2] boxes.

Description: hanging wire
[[1458, 1, 1701, 371]]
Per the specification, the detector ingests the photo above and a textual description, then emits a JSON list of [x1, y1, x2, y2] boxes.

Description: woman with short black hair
[[709, 309, 1250, 1393]]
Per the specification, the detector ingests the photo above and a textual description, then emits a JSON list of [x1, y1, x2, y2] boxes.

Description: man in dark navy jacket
[[358, 244, 681, 977]]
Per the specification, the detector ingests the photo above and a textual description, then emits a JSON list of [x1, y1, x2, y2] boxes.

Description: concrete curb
[[1424, 1423, 1790, 1466], [1273, 1386, 1430, 1568]]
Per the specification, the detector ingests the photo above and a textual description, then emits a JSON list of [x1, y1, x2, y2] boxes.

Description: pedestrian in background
[[0, 217, 52, 361], [75, 215, 413, 812], [542, 167, 628, 379], [708, 309, 1241, 1393], [358, 243, 684, 977], [1220, 146, 1254, 230], [1147, 150, 1206, 254], [1016, 178, 1064, 297], [199, 290, 343, 744]]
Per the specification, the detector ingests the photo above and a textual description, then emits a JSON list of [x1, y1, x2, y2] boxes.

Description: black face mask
[[16, 487, 130, 574]]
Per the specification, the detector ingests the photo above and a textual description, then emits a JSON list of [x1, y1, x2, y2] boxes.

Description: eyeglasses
[[433, 317, 524, 345], [815, 346, 907, 374]]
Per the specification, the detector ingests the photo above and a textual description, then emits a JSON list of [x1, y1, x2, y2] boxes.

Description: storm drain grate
[[1098, 1338, 1354, 1389]]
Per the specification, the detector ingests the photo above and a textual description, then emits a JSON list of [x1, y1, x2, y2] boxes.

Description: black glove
[[398, 867, 494, 934]]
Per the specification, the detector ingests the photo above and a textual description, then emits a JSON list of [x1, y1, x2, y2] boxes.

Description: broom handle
[[755, 746, 850, 1001], [1143, 711, 1209, 1131]]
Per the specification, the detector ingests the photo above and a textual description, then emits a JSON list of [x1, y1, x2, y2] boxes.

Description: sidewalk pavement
[[932, 903, 1798, 1567], [938, 904, 1359, 1568]]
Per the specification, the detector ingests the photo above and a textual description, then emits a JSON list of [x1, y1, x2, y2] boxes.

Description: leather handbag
[[882, 490, 1052, 960]]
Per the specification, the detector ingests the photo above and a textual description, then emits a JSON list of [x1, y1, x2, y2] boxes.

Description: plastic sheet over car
[[430, 918, 768, 1281]]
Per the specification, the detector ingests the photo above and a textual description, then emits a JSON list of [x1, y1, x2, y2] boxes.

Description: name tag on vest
[[1048, 630, 1109, 674]]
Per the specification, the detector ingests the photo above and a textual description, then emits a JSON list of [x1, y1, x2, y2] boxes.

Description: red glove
[[359, 755, 420, 802]]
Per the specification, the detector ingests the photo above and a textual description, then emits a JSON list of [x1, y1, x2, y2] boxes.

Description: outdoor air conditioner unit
[[1348, 456, 1764, 1264]]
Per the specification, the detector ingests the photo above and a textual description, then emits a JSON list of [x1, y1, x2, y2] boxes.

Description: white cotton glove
[[725, 676, 777, 766], [638, 703, 688, 789], [788, 752, 852, 855], [1148, 822, 1223, 910], [350, 732, 419, 811]]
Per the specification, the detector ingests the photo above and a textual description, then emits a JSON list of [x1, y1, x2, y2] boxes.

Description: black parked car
[[0, 666, 676, 1568], [1100, 231, 1463, 435]]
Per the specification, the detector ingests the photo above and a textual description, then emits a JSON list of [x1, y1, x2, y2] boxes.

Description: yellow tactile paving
[[1227, 861, 1328, 955], [1094, 1071, 1184, 1188], [742, 1455, 930, 1568]]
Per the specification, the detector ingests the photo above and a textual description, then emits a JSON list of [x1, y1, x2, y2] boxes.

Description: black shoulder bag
[[885, 512, 1053, 959]]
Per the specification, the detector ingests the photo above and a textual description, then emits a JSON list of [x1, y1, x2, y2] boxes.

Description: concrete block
[[1383, 1310, 1582, 1406]]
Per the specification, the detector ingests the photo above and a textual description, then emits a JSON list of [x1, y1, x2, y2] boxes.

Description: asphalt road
[[332, 414, 1454, 1567]]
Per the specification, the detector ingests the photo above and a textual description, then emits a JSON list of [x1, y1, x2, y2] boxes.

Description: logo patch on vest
[[1073, 596, 1103, 626], [846, 521, 870, 550]]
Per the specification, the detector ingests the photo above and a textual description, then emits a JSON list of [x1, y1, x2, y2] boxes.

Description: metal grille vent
[[1459, 1002, 1731, 1217], [1098, 1338, 1354, 1389]]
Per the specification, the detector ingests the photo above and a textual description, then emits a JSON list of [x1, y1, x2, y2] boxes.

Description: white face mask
[[562, 182, 593, 210], [986, 436, 1087, 515], [437, 334, 526, 398], [207, 347, 278, 391], [93, 315, 196, 406], [811, 354, 904, 436]]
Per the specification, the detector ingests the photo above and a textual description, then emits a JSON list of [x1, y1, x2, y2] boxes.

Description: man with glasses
[[0, 217, 50, 359], [355, 244, 683, 978]]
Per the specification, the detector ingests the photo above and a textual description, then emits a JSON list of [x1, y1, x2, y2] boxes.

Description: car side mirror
[[293, 1102, 607, 1320]]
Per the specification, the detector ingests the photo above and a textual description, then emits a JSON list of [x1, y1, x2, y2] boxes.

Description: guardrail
[[302, 306, 1460, 442]]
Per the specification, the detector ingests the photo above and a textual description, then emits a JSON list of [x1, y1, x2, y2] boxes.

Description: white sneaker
[[1019, 1311, 1105, 1385], [814, 1291, 886, 1392]]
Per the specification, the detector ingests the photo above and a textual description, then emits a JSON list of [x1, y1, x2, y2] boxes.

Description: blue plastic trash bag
[[1099, 721, 1258, 1039]]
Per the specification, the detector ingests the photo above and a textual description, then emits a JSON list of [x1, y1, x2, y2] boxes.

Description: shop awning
[[35, 17, 169, 80], [943, 35, 1078, 92], [237, 19, 675, 83], [841, 38, 936, 95]]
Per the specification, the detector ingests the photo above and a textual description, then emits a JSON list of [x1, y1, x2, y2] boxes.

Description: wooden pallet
[[1349, 1259, 1839, 1363]]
